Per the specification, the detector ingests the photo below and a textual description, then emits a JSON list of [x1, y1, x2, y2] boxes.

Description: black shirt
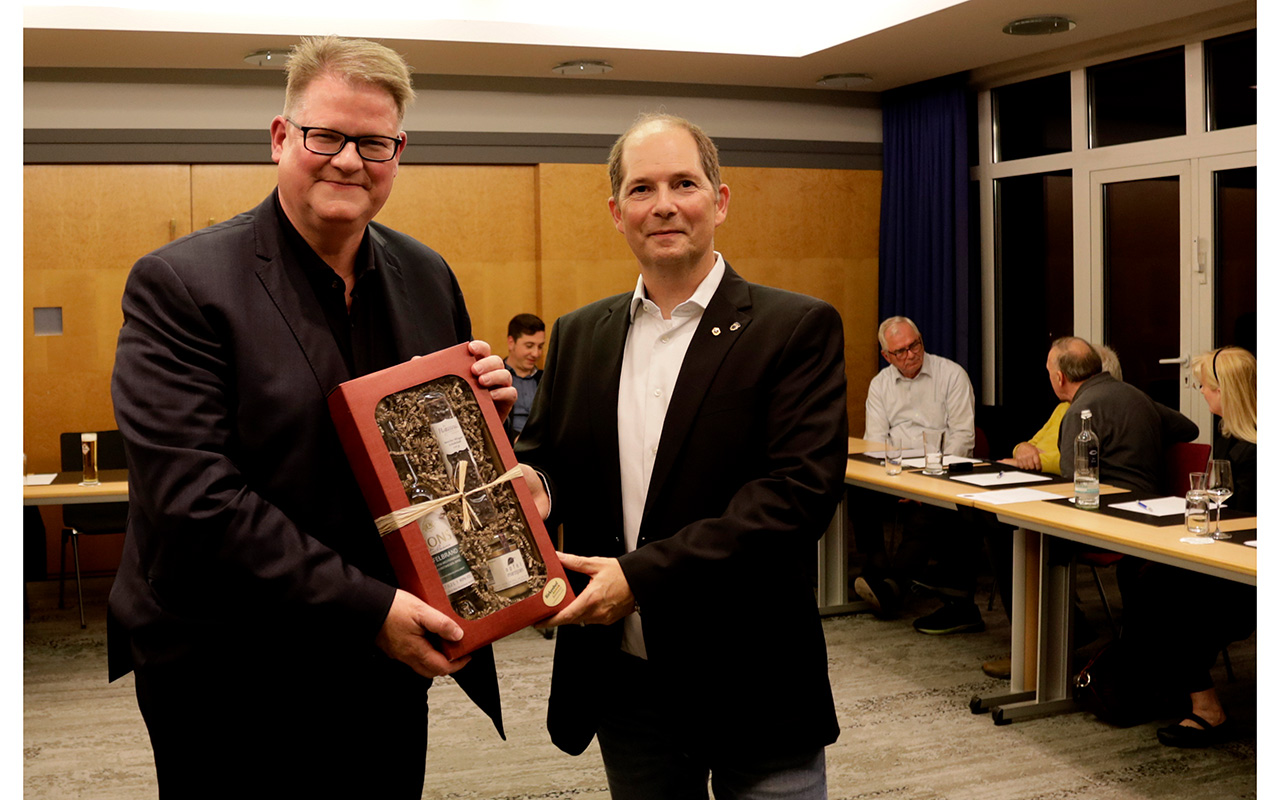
[[275, 192, 399, 378]]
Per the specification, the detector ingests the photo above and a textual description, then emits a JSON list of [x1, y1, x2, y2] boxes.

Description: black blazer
[[516, 263, 847, 760], [108, 192, 502, 730]]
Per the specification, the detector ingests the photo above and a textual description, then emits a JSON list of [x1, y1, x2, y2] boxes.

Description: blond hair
[[1193, 347, 1256, 444], [608, 113, 721, 203], [283, 36, 415, 124]]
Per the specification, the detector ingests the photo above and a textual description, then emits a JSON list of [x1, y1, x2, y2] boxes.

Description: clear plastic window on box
[[374, 375, 547, 620]]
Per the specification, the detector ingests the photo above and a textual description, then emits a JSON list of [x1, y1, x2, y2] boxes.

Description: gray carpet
[[24, 576, 1256, 799]]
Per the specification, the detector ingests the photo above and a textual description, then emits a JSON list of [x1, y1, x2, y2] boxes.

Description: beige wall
[[24, 161, 879, 574], [23, 79, 881, 143]]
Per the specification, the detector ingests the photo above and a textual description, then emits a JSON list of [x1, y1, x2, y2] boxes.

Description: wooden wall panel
[[191, 164, 279, 229], [192, 164, 541, 358], [716, 167, 881, 435], [24, 164, 191, 472], [21, 161, 881, 579], [25, 164, 192, 575], [536, 163, 640, 327], [376, 166, 539, 358], [537, 163, 881, 434]]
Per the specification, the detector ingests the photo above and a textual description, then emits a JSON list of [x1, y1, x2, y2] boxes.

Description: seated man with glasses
[[854, 316, 985, 635]]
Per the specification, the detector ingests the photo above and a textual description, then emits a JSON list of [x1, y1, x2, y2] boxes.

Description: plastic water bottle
[[1074, 409, 1100, 509]]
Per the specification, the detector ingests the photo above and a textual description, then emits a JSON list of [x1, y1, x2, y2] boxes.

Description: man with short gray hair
[[855, 315, 983, 635], [864, 315, 975, 456]]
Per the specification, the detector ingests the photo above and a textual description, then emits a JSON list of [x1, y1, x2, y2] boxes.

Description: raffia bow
[[374, 461, 524, 537]]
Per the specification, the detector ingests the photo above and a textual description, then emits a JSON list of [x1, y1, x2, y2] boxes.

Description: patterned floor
[[23, 575, 1257, 799]]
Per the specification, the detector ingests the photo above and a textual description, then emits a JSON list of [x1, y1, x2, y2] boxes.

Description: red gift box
[[328, 342, 573, 659]]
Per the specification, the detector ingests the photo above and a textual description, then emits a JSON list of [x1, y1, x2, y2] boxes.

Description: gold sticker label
[[542, 577, 567, 607]]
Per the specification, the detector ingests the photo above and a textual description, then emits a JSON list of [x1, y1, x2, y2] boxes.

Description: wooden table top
[[845, 439, 985, 510], [23, 469, 129, 505], [845, 438, 1255, 583]]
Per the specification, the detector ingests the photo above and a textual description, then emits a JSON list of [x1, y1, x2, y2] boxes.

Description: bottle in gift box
[[381, 419, 484, 619], [420, 391, 534, 599], [420, 391, 501, 524]]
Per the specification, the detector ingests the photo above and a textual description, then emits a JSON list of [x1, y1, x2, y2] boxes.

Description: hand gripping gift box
[[328, 343, 572, 659]]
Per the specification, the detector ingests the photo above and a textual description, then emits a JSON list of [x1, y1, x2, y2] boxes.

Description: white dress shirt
[[615, 254, 726, 658], [864, 351, 975, 457]]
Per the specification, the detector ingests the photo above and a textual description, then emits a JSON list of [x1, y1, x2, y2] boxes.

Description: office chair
[[58, 430, 129, 628]]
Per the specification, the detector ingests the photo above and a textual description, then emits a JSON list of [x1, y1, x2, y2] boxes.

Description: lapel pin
[[712, 327, 721, 336], [730, 322, 741, 332]]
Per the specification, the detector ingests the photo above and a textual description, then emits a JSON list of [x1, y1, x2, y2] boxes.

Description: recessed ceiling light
[[1002, 16, 1075, 36], [552, 60, 613, 76], [244, 49, 286, 67], [817, 73, 873, 89]]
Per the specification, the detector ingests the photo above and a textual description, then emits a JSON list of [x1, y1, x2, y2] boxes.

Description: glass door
[[1089, 155, 1256, 440], [1089, 162, 1192, 416], [1196, 154, 1256, 444], [1198, 155, 1256, 354]]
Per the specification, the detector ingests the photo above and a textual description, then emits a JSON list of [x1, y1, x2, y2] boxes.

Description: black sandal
[[1156, 713, 1231, 747]]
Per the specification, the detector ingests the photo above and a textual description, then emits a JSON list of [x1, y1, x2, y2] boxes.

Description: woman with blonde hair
[[1118, 346, 1256, 747], [1192, 346, 1257, 511]]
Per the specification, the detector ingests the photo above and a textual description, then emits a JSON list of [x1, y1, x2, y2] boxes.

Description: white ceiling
[[23, 0, 1256, 92]]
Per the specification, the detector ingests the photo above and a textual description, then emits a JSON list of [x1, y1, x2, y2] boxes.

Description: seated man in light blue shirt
[[855, 316, 985, 635]]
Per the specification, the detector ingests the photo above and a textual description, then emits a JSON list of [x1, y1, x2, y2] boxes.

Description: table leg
[[972, 527, 1078, 723], [817, 491, 871, 616]]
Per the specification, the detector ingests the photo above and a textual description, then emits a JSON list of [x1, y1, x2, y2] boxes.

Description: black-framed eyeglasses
[[286, 118, 403, 162], [885, 339, 922, 358]]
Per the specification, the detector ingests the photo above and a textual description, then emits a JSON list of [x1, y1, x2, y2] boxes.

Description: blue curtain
[[878, 74, 973, 372]]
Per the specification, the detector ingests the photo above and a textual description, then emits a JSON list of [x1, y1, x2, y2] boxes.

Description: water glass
[[1184, 489, 1210, 534], [884, 436, 903, 476], [79, 432, 99, 486], [921, 429, 946, 475]]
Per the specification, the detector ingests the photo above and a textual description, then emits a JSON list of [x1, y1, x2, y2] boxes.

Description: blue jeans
[[595, 652, 827, 800]]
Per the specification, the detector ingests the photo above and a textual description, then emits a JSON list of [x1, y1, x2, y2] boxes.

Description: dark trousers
[[854, 489, 982, 599], [1117, 558, 1256, 694], [595, 651, 827, 800], [133, 647, 430, 800]]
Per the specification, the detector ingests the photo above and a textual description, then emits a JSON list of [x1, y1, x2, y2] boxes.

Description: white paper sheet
[[957, 487, 1064, 504], [23, 473, 57, 486], [951, 471, 1053, 487], [1110, 497, 1186, 517], [901, 455, 982, 468]]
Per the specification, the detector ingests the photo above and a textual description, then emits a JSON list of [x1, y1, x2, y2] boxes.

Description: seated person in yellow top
[[998, 345, 1121, 474]]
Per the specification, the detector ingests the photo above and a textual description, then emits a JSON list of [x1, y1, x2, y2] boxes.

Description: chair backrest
[[973, 426, 990, 460], [1162, 441, 1212, 497], [59, 430, 127, 472]]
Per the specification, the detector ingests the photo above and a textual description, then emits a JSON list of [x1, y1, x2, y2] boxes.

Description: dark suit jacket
[[515, 263, 847, 761], [108, 192, 502, 731]]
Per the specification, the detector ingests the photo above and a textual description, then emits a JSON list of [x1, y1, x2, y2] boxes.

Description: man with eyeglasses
[[108, 36, 510, 798], [854, 315, 984, 635]]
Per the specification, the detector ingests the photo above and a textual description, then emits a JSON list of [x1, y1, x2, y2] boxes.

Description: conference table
[[23, 469, 130, 506], [834, 437, 1257, 725]]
